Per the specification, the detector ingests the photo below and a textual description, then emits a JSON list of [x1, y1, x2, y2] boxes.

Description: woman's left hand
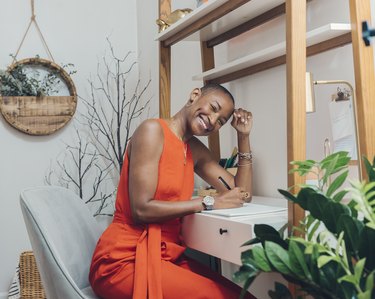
[[231, 108, 253, 136]]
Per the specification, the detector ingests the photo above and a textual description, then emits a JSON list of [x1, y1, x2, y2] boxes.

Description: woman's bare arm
[[190, 109, 253, 202], [128, 120, 203, 223]]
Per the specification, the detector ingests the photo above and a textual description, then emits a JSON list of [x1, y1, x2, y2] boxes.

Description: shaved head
[[201, 84, 235, 104]]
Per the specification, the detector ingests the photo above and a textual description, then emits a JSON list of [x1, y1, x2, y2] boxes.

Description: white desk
[[181, 196, 287, 266], [182, 196, 288, 297]]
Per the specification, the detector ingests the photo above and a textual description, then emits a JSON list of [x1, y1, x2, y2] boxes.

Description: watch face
[[203, 196, 215, 209]]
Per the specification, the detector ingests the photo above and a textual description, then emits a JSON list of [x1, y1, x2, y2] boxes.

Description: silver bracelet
[[237, 151, 252, 161], [238, 161, 252, 166]]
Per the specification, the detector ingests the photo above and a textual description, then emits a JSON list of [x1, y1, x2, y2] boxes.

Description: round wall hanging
[[0, 57, 77, 135]]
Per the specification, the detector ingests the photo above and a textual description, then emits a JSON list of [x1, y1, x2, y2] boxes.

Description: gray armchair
[[20, 186, 105, 299]]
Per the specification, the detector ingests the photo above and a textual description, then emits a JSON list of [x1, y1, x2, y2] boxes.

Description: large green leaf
[[326, 170, 348, 197], [307, 192, 330, 220], [337, 214, 364, 254], [348, 199, 359, 218], [338, 274, 357, 285], [321, 154, 351, 185], [354, 258, 366, 283], [317, 255, 341, 268], [290, 159, 316, 167], [252, 246, 272, 272], [322, 201, 351, 233], [365, 271, 374, 295], [240, 249, 255, 265], [363, 156, 375, 182], [233, 264, 258, 283], [254, 224, 280, 237], [278, 189, 298, 203], [239, 276, 257, 299], [333, 189, 349, 202], [265, 241, 292, 275], [253, 224, 288, 249], [358, 226, 375, 270], [241, 237, 261, 247], [308, 244, 320, 282], [296, 187, 317, 210], [268, 282, 293, 299], [319, 261, 348, 297], [321, 151, 350, 172], [289, 160, 316, 174], [307, 219, 321, 242], [288, 240, 311, 279], [320, 152, 339, 168], [358, 291, 372, 299]]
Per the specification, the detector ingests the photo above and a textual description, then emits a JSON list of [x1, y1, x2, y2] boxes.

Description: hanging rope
[[12, 0, 55, 63]]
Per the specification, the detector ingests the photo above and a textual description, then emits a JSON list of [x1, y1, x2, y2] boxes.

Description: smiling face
[[187, 88, 234, 136]]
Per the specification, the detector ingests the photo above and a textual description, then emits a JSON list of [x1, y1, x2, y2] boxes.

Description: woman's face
[[188, 90, 234, 136]]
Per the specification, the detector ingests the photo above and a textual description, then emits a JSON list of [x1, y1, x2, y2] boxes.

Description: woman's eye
[[211, 104, 217, 112]]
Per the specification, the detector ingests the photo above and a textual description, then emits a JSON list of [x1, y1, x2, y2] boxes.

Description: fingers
[[233, 108, 252, 125], [221, 187, 250, 202]]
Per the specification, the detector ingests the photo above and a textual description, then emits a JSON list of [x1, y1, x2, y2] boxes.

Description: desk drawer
[[182, 215, 253, 265]]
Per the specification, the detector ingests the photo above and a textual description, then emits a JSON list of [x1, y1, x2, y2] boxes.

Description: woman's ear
[[186, 88, 201, 106]]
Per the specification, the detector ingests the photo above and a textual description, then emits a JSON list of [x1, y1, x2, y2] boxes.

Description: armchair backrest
[[20, 186, 104, 299]]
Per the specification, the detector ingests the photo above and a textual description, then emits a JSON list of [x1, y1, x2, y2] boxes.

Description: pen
[[218, 176, 231, 190]]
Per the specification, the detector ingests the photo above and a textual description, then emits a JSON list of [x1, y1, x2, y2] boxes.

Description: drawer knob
[[219, 228, 228, 235]]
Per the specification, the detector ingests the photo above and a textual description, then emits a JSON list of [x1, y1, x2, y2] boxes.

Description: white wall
[[0, 0, 138, 296]]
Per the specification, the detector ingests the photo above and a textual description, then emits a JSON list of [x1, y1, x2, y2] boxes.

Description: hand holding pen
[[218, 176, 231, 190], [217, 176, 250, 203]]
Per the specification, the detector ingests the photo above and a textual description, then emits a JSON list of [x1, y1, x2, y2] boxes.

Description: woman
[[89, 84, 255, 299]]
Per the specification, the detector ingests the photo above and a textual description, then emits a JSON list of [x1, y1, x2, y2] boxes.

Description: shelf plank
[[156, 0, 285, 46], [192, 23, 351, 82], [207, 3, 286, 48]]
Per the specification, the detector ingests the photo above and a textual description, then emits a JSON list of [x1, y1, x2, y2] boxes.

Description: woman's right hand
[[213, 187, 249, 209]]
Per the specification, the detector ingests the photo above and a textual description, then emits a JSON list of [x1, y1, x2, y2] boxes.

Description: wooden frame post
[[349, 0, 375, 177], [286, 0, 307, 228], [286, 1, 306, 295], [286, 0, 306, 230], [159, 0, 171, 118]]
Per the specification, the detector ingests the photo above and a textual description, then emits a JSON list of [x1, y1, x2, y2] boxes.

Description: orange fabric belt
[[113, 217, 183, 299], [133, 224, 162, 299]]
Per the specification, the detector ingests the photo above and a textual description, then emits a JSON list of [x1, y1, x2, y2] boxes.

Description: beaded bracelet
[[237, 151, 252, 161]]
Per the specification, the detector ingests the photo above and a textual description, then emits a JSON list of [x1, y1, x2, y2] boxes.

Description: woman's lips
[[198, 115, 208, 130]]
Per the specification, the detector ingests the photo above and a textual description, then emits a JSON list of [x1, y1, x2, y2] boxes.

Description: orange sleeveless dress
[[89, 119, 254, 299]]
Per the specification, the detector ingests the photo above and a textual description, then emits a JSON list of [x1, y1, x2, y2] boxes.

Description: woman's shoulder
[[136, 119, 164, 134], [128, 119, 165, 158], [131, 119, 164, 144]]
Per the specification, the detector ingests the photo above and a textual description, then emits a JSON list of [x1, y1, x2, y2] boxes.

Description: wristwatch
[[202, 195, 215, 210]]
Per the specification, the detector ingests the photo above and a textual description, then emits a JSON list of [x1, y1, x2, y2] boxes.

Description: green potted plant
[[234, 151, 375, 299]]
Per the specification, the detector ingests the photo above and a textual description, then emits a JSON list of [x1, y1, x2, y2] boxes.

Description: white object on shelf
[[155, 0, 285, 42], [192, 23, 351, 81]]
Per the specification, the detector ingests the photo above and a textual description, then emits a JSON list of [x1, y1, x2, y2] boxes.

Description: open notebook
[[201, 203, 287, 217]]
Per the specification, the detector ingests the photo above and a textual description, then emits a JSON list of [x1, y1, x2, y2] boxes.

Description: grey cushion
[[20, 186, 104, 299]]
